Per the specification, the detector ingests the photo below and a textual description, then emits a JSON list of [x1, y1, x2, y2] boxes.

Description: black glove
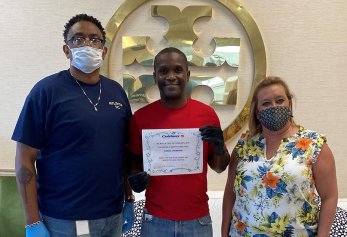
[[128, 171, 150, 193], [199, 126, 226, 156]]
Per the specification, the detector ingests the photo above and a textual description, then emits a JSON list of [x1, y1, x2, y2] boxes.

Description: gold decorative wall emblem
[[102, 0, 266, 141]]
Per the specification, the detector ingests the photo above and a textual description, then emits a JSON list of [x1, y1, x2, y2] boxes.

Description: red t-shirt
[[129, 99, 221, 220]]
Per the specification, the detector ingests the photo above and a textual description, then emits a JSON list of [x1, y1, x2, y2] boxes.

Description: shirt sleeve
[[311, 133, 327, 164], [235, 137, 246, 161], [11, 84, 47, 149], [128, 115, 142, 155], [122, 90, 133, 145]]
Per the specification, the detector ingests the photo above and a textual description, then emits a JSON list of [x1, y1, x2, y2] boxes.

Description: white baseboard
[[338, 199, 347, 210]]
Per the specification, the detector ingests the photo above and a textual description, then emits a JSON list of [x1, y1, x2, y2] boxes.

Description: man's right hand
[[128, 171, 150, 193], [26, 221, 50, 237]]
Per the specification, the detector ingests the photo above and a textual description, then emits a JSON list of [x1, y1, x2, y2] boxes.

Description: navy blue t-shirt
[[12, 70, 132, 220]]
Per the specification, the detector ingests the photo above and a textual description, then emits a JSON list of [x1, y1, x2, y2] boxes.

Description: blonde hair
[[249, 76, 294, 136]]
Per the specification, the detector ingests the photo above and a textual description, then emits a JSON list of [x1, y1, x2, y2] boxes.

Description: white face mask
[[69, 46, 104, 73]]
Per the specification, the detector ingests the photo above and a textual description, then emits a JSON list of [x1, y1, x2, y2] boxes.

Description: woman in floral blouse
[[222, 76, 338, 237]]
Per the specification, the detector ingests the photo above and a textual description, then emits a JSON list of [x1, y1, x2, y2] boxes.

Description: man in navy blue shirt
[[12, 14, 134, 237]]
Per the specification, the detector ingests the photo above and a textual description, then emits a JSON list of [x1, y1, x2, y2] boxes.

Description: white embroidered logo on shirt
[[109, 101, 123, 109]]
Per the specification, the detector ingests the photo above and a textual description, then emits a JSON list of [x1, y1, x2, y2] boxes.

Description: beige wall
[[1, 0, 346, 197]]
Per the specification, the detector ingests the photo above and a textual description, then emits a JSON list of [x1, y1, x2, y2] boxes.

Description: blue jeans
[[140, 209, 213, 237], [41, 213, 122, 237]]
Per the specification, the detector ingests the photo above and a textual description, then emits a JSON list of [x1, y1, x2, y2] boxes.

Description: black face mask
[[258, 106, 292, 131]]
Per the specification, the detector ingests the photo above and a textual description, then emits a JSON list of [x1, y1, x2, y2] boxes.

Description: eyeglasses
[[67, 36, 104, 48]]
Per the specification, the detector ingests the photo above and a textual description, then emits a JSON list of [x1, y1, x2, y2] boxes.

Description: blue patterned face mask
[[258, 106, 292, 131]]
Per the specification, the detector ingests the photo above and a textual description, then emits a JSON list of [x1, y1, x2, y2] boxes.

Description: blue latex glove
[[122, 202, 135, 233], [26, 221, 50, 237]]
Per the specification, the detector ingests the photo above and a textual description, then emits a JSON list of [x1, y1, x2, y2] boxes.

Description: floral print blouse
[[230, 126, 326, 237]]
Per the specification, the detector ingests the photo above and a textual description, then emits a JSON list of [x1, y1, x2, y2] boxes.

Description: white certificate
[[142, 128, 203, 176]]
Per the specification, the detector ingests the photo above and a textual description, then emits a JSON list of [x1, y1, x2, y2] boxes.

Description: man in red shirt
[[127, 47, 230, 236]]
